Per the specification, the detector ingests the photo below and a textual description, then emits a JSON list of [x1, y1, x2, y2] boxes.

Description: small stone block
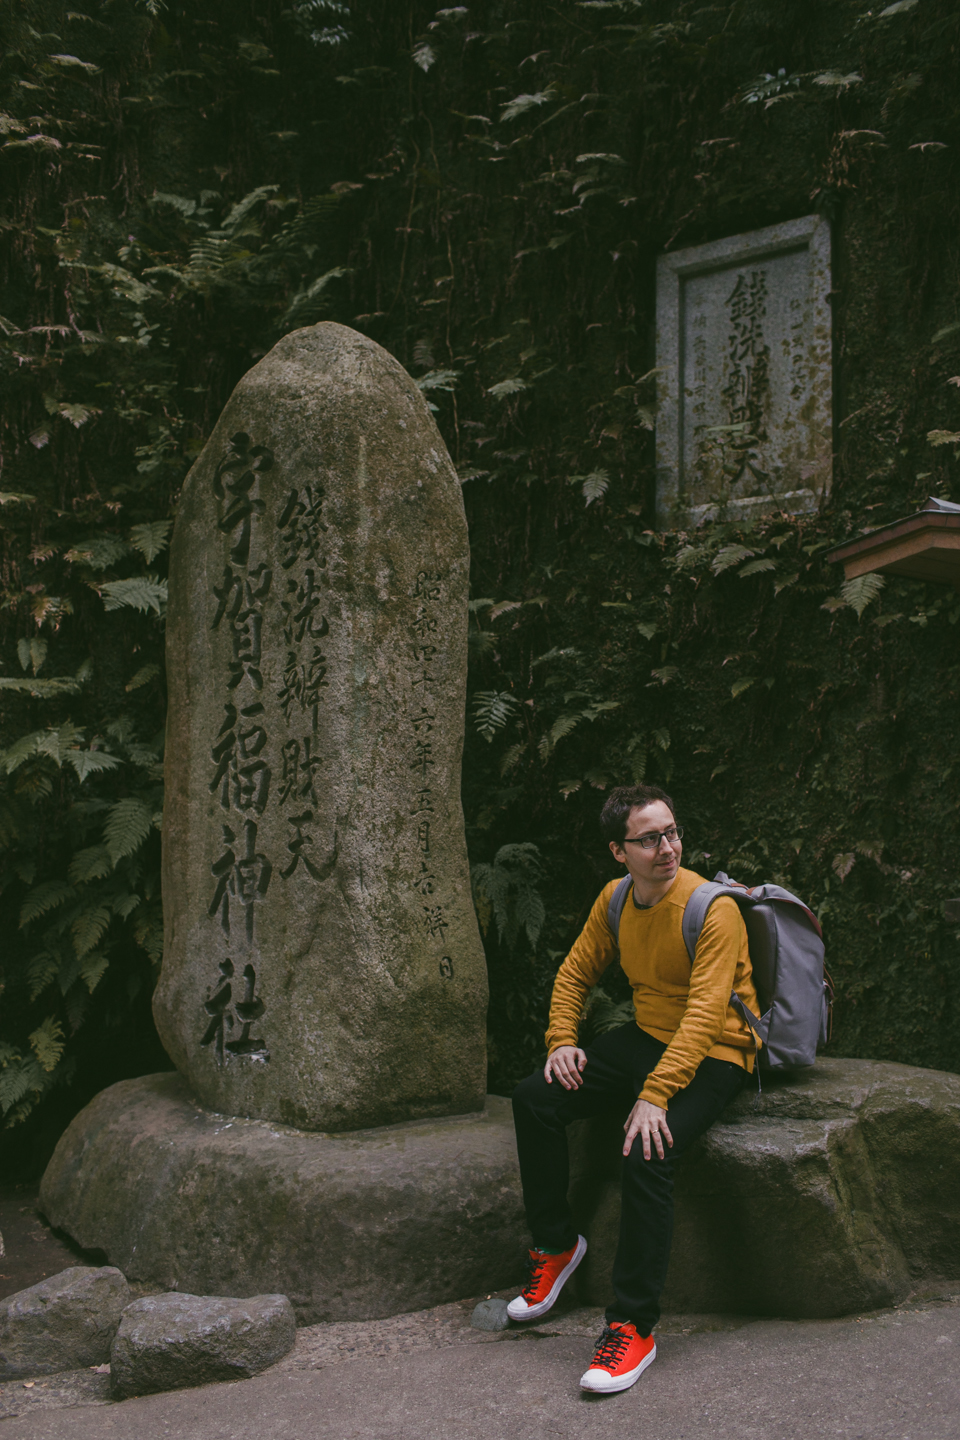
[[470, 1298, 510, 1332], [110, 1292, 295, 1398], [0, 1266, 130, 1381]]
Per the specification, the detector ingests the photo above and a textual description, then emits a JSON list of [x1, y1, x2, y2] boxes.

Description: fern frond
[[67, 845, 113, 884], [65, 748, 122, 782], [711, 544, 754, 575], [20, 881, 76, 928], [99, 575, 168, 614], [0, 1055, 46, 1113], [472, 690, 521, 742], [129, 521, 173, 563], [840, 572, 885, 618], [80, 950, 110, 994], [27, 950, 60, 1000], [122, 667, 161, 701], [71, 904, 112, 959], [28, 1017, 65, 1073], [104, 797, 153, 866]]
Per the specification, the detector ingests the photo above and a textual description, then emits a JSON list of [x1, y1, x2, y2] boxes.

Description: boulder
[[39, 1073, 527, 1325], [155, 320, 487, 1134], [568, 1057, 960, 1317], [110, 1292, 295, 1398], [0, 1266, 130, 1380]]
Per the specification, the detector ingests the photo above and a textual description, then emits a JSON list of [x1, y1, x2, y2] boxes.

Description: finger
[[662, 1120, 674, 1149], [622, 1120, 639, 1158], [576, 1051, 587, 1072], [641, 1121, 652, 1162], [652, 1127, 665, 1160]]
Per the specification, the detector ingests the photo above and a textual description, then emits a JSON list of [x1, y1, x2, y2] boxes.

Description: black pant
[[512, 1022, 744, 1337]]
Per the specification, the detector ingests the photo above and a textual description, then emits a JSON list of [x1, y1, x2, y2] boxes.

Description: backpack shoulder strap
[[680, 880, 732, 962], [606, 875, 633, 943]]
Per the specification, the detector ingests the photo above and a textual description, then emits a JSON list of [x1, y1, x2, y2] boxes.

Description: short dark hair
[[600, 785, 676, 845]]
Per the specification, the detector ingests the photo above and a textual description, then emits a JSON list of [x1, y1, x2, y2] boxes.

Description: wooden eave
[[826, 511, 960, 592]]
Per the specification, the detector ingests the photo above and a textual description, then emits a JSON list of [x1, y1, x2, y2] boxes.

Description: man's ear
[[609, 839, 626, 865]]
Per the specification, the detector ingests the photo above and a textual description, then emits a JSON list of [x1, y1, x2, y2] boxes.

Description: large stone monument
[[40, 324, 528, 1319], [655, 214, 832, 528], [153, 321, 487, 1132]]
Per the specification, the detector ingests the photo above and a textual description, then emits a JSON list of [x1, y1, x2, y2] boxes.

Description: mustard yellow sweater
[[545, 866, 760, 1109]]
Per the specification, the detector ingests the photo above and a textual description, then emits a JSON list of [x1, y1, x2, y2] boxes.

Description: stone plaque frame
[[655, 215, 832, 530]]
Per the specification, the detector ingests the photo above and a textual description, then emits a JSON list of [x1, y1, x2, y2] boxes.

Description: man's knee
[[512, 1068, 550, 1115], [622, 1142, 675, 1191]]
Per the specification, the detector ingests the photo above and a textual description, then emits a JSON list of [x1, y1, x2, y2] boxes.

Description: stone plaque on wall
[[655, 215, 832, 529], [153, 322, 488, 1133]]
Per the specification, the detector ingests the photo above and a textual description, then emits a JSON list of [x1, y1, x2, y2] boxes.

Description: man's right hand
[[544, 1045, 587, 1089]]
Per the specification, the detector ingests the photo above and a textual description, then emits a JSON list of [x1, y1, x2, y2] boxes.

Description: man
[[507, 784, 759, 1393]]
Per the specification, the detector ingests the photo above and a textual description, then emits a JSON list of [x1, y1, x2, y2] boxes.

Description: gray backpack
[[607, 871, 831, 1071]]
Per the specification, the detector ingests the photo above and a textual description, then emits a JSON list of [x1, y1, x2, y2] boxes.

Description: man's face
[[609, 801, 681, 888]]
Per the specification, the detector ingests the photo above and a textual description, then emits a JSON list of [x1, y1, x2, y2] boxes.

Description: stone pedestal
[[41, 1058, 960, 1324], [39, 1075, 526, 1326]]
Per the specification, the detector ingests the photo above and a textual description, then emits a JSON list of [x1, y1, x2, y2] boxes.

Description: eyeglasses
[[622, 826, 683, 851]]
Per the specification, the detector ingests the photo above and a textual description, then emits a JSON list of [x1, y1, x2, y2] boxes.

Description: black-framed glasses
[[622, 826, 683, 851]]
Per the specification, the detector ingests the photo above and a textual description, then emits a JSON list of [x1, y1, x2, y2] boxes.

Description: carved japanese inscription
[[155, 322, 488, 1132], [655, 215, 832, 528]]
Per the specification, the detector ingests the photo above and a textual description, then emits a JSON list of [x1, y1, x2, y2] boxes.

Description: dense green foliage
[[1, 0, 959, 1166]]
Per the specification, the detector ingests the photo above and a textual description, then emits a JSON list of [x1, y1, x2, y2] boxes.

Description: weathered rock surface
[[568, 1057, 960, 1318], [0, 1267, 130, 1380], [39, 1074, 527, 1326], [470, 1299, 510, 1332], [154, 320, 487, 1133], [110, 1292, 294, 1397]]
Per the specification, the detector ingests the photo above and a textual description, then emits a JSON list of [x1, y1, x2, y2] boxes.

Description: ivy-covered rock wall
[[1, 0, 958, 1169]]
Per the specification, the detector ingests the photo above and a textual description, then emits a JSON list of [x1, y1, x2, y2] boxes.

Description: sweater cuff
[[639, 1077, 673, 1109]]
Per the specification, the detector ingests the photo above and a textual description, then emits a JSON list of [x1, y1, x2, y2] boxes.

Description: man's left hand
[[623, 1099, 673, 1160]]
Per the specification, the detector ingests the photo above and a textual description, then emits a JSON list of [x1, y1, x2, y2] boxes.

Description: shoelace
[[521, 1251, 548, 1299], [590, 1325, 632, 1371]]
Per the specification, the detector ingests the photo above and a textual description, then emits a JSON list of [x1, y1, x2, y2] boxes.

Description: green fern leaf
[[581, 470, 610, 506], [514, 886, 546, 949], [487, 377, 529, 399], [738, 558, 777, 578], [27, 950, 60, 1000], [124, 663, 161, 693], [65, 748, 122, 782], [68, 845, 113, 884], [711, 544, 754, 576], [71, 904, 112, 959], [548, 713, 580, 748], [20, 881, 76, 928], [840, 572, 885, 618], [28, 1016, 65, 1073], [415, 369, 460, 392], [500, 86, 557, 122], [133, 907, 164, 965], [129, 521, 173, 563], [80, 950, 110, 994], [0, 1055, 45, 1113], [110, 891, 142, 919], [65, 535, 130, 569], [99, 575, 168, 614], [472, 690, 521, 742], [104, 797, 153, 866]]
